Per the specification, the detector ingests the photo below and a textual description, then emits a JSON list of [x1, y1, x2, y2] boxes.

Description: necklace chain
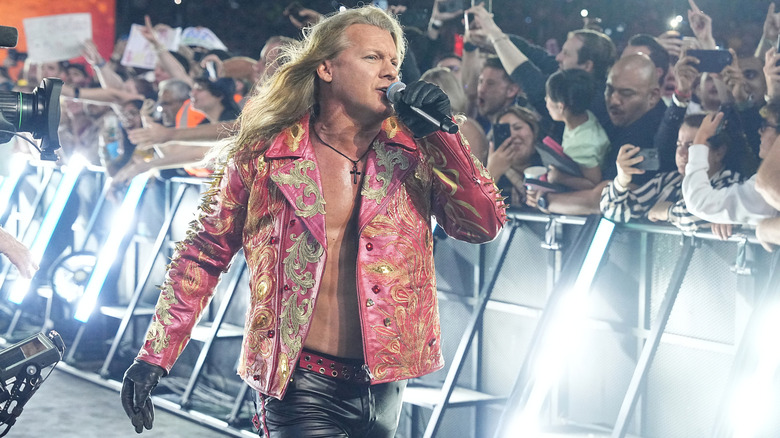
[[312, 128, 372, 184]]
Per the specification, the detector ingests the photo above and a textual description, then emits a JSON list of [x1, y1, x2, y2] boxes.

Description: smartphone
[[493, 123, 511, 147], [635, 148, 660, 172], [687, 49, 733, 73]]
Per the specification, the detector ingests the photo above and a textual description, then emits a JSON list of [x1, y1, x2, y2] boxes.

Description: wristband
[[73, 87, 80, 99], [463, 42, 478, 52], [429, 19, 443, 30], [96, 59, 107, 68]]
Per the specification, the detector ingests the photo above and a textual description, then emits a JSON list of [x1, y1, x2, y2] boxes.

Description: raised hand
[[762, 3, 780, 44], [615, 144, 646, 189], [764, 47, 780, 99], [692, 111, 724, 147], [687, 0, 717, 50], [720, 49, 749, 103]]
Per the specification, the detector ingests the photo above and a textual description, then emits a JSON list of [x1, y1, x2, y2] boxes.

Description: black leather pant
[[255, 368, 406, 437]]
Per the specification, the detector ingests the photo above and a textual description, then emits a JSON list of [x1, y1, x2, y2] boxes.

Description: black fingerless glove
[[120, 360, 166, 434], [394, 80, 453, 138]]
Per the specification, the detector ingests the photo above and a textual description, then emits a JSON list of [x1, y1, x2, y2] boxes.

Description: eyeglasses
[[760, 119, 780, 134]]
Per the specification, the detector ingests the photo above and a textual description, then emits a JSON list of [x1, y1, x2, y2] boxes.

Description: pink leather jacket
[[137, 114, 507, 399]]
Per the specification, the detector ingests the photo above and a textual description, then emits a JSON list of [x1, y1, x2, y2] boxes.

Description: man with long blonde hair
[[121, 5, 506, 437]]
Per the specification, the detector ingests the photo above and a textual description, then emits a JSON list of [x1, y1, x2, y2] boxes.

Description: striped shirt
[[600, 169, 742, 233]]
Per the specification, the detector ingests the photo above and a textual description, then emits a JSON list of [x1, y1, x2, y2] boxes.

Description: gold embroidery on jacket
[[285, 122, 305, 152], [283, 231, 323, 293], [278, 352, 290, 384], [363, 141, 410, 204], [147, 283, 179, 354], [362, 189, 440, 380], [270, 160, 325, 218], [382, 117, 400, 139], [279, 294, 313, 364]]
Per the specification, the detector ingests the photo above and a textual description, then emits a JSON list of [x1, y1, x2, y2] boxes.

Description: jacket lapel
[[267, 115, 327, 248], [359, 118, 419, 229]]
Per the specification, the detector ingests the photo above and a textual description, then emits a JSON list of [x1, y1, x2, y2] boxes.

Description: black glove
[[121, 360, 166, 434], [394, 81, 452, 138]]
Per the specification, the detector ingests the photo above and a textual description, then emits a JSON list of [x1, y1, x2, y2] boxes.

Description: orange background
[[0, 0, 116, 67]]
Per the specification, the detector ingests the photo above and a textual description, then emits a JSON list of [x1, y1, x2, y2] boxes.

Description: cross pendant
[[350, 163, 361, 184]]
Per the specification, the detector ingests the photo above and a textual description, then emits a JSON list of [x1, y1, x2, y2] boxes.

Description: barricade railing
[[1, 160, 776, 437]]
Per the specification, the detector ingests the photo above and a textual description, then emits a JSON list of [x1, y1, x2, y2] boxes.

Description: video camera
[[0, 331, 65, 436], [0, 25, 62, 161]]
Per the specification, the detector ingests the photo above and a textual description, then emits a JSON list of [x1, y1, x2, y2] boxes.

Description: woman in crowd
[[486, 105, 543, 206]]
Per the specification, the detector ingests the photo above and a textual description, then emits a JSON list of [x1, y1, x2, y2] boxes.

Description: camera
[[0, 24, 62, 161], [0, 331, 64, 434]]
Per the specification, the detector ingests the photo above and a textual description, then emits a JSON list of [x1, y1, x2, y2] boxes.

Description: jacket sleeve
[[419, 130, 507, 243], [136, 158, 249, 372], [683, 145, 776, 225]]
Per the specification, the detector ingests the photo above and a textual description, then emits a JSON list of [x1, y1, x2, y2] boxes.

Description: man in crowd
[[527, 54, 664, 214], [120, 6, 506, 437], [476, 56, 522, 130]]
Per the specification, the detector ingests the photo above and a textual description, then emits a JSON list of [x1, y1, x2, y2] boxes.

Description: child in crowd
[[601, 114, 748, 234], [544, 68, 610, 190]]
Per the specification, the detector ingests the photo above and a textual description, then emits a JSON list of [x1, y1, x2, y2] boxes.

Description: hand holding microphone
[[387, 81, 458, 137]]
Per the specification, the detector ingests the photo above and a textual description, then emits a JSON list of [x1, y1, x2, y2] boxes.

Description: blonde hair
[[209, 6, 406, 163], [420, 66, 467, 114]]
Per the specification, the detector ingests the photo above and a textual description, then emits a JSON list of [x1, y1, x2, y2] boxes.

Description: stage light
[[8, 156, 86, 304], [0, 154, 28, 217], [500, 218, 615, 438], [74, 173, 148, 322], [730, 303, 780, 438]]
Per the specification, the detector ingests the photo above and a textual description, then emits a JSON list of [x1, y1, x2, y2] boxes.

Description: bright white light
[[669, 15, 683, 28], [174, 0, 182, 4], [74, 173, 148, 322], [8, 157, 86, 304], [580, 9, 589, 17], [573, 218, 615, 292], [731, 304, 780, 438], [0, 154, 28, 215], [507, 218, 614, 435], [339, 5, 347, 12]]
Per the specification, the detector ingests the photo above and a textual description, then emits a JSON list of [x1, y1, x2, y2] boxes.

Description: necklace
[[312, 128, 372, 184]]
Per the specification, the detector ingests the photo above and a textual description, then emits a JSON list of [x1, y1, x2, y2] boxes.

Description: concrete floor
[[6, 365, 250, 438]]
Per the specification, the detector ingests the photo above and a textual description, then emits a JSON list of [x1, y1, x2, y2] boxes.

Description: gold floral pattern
[[270, 160, 326, 218], [147, 283, 179, 354], [284, 122, 306, 152], [279, 294, 313, 364], [363, 140, 410, 204], [283, 231, 323, 293]]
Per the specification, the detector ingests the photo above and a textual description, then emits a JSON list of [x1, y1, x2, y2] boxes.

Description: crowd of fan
[[2, 0, 780, 252]]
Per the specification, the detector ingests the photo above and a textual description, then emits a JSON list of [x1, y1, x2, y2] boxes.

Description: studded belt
[[298, 350, 370, 383]]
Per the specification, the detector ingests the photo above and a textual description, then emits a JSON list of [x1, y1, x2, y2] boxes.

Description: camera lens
[[0, 78, 62, 160]]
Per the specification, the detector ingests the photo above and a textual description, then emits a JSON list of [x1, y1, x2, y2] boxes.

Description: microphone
[[0, 26, 18, 48], [386, 81, 458, 134]]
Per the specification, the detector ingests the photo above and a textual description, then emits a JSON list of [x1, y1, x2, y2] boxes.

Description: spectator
[[682, 105, 778, 229], [476, 56, 521, 130], [601, 114, 743, 235], [526, 54, 666, 215], [466, 4, 616, 130], [486, 105, 543, 205], [545, 69, 610, 190], [420, 66, 488, 163]]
